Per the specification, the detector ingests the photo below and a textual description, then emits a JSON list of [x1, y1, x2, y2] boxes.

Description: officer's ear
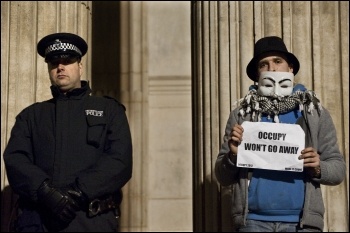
[[78, 60, 83, 77]]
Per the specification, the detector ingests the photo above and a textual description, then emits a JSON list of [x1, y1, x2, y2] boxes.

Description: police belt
[[88, 194, 120, 217]]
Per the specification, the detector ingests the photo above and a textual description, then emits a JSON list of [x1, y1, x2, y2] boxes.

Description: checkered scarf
[[236, 89, 323, 123]]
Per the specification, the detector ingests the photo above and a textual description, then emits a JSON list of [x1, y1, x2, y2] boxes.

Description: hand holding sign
[[237, 122, 305, 172]]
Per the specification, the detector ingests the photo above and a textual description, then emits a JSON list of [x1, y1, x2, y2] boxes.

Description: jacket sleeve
[[76, 100, 133, 200], [3, 107, 51, 202], [312, 108, 346, 185], [215, 109, 243, 186]]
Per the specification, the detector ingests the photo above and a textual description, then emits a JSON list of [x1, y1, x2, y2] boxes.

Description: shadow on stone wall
[[193, 172, 234, 232], [1, 185, 18, 232]]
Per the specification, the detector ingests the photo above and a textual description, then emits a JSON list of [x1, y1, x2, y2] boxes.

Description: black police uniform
[[4, 80, 133, 232]]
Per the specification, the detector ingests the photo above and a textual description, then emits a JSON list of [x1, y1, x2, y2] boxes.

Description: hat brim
[[44, 52, 81, 62], [246, 52, 300, 82]]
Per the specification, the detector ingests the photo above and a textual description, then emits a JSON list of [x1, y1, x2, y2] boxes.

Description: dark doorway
[[91, 1, 121, 100]]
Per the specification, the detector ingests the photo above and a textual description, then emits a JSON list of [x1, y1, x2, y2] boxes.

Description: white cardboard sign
[[237, 121, 305, 172]]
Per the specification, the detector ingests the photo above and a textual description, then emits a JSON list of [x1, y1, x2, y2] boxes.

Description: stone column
[[191, 1, 348, 232], [191, 1, 242, 231], [118, 1, 149, 231]]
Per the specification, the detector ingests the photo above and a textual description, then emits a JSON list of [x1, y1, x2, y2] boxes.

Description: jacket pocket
[[86, 115, 106, 148]]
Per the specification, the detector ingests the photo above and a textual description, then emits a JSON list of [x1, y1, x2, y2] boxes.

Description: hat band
[[45, 42, 82, 56]]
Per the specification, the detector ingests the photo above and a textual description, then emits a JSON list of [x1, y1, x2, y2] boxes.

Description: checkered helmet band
[[45, 39, 82, 56]]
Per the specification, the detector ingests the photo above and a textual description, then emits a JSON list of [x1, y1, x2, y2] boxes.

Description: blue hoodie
[[247, 84, 306, 222]]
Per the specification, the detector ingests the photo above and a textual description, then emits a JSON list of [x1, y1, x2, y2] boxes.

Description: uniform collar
[[50, 80, 92, 99]]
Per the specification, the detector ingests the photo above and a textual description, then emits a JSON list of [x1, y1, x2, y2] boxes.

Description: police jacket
[[4, 81, 133, 203]]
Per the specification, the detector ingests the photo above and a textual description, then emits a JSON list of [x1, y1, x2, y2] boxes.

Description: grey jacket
[[215, 105, 346, 231]]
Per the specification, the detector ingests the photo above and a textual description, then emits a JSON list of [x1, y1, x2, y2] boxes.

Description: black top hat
[[37, 32, 88, 62], [246, 36, 300, 82]]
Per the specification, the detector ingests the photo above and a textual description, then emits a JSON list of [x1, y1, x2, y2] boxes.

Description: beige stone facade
[[1, 1, 348, 232]]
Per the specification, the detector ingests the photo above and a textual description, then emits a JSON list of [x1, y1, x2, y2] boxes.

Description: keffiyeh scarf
[[236, 89, 323, 123]]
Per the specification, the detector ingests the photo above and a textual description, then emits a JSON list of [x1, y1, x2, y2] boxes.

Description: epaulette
[[103, 96, 126, 111]]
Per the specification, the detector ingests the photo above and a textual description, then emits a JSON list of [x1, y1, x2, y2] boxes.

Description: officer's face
[[47, 57, 83, 93]]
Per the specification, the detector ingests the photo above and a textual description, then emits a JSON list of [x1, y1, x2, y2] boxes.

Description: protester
[[215, 36, 346, 232]]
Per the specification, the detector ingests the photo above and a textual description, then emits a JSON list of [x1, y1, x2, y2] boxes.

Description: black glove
[[37, 180, 80, 224], [61, 180, 89, 211]]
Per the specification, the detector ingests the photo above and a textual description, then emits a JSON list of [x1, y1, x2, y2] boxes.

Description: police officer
[[4, 32, 133, 232]]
